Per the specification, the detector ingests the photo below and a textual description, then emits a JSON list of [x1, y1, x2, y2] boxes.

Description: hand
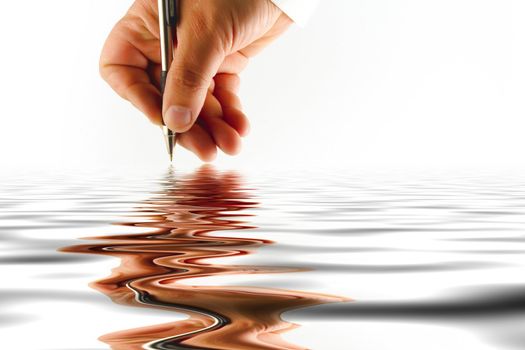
[[100, 0, 292, 161]]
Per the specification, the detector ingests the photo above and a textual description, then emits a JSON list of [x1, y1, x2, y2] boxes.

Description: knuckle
[[99, 58, 114, 82], [170, 64, 210, 91], [98, 63, 107, 80]]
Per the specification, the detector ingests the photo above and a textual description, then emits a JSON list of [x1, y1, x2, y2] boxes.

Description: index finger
[[99, 18, 162, 125]]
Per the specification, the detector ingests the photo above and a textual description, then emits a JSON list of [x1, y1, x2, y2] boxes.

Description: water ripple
[[60, 167, 346, 350], [2, 169, 525, 349]]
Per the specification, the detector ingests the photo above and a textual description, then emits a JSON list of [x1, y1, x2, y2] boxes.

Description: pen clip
[[165, 0, 178, 27]]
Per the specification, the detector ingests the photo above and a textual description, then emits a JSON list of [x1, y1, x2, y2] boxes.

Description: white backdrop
[[1, 0, 524, 172], [1, 3, 525, 350]]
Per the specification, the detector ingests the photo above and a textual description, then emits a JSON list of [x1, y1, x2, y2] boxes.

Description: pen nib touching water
[[162, 126, 176, 162]]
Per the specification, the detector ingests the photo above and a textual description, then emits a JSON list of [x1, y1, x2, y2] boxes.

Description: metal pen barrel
[[158, 0, 177, 161]]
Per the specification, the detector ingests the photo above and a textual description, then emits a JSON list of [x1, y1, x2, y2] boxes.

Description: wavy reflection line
[[62, 166, 346, 350]]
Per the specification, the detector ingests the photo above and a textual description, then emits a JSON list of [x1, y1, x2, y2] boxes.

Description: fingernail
[[164, 105, 191, 131]]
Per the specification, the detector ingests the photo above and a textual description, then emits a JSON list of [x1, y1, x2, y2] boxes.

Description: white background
[[0, 0, 524, 171], [1, 3, 525, 348]]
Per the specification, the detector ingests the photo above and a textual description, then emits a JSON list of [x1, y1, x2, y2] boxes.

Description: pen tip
[[162, 126, 177, 163]]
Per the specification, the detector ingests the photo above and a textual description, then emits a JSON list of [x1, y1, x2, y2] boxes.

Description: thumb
[[162, 33, 224, 133]]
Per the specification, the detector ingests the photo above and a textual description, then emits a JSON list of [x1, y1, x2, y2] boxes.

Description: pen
[[158, 0, 178, 162]]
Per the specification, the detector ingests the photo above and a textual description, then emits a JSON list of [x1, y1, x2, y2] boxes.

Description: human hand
[[100, 0, 292, 161]]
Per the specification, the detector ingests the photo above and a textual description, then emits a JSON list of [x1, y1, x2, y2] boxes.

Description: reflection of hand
[[100, 0, 292, 161]]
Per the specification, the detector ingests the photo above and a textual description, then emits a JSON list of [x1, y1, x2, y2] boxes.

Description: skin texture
[[100, 0, 292, 161]]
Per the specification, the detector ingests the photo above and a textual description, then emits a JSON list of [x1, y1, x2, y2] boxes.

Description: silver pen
[[158, 0, 178, 162]]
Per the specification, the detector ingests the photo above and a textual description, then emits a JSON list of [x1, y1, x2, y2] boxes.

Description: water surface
[[1, 167, 525, 349]]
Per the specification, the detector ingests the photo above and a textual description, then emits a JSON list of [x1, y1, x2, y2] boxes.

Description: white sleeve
[[270, 0, 319, 27]]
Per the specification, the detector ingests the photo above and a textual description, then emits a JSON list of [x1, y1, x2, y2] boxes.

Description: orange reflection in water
[[62, 166, 346, 350]]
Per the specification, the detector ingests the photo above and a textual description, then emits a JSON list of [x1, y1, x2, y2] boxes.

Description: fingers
[[162, 7, 225, 133], [199, 91, 242, 155], [214, 73, 240, 93], [214, 92, 250, 137], [100, 5, 252, 161], [100, 20, 162, 125], [173, 75, 246, 160], [218, 52, 249, 74], [184, 74, 247, 157], [177, 123, 217, 162], [106, 66, 163, 125], [213, 74, 250, 136]]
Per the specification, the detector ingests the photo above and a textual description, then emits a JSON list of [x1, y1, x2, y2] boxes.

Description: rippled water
[[2, 167, 525, 349]]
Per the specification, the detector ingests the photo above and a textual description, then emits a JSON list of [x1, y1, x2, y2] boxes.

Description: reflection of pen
[[158, 0, 178, 162]]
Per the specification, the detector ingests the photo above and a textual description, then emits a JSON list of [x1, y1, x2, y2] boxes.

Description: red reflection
[[62, 166, 346, 349]]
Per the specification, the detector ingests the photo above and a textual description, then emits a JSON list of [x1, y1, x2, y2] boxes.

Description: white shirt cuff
[[270, 0, 319, 27]]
